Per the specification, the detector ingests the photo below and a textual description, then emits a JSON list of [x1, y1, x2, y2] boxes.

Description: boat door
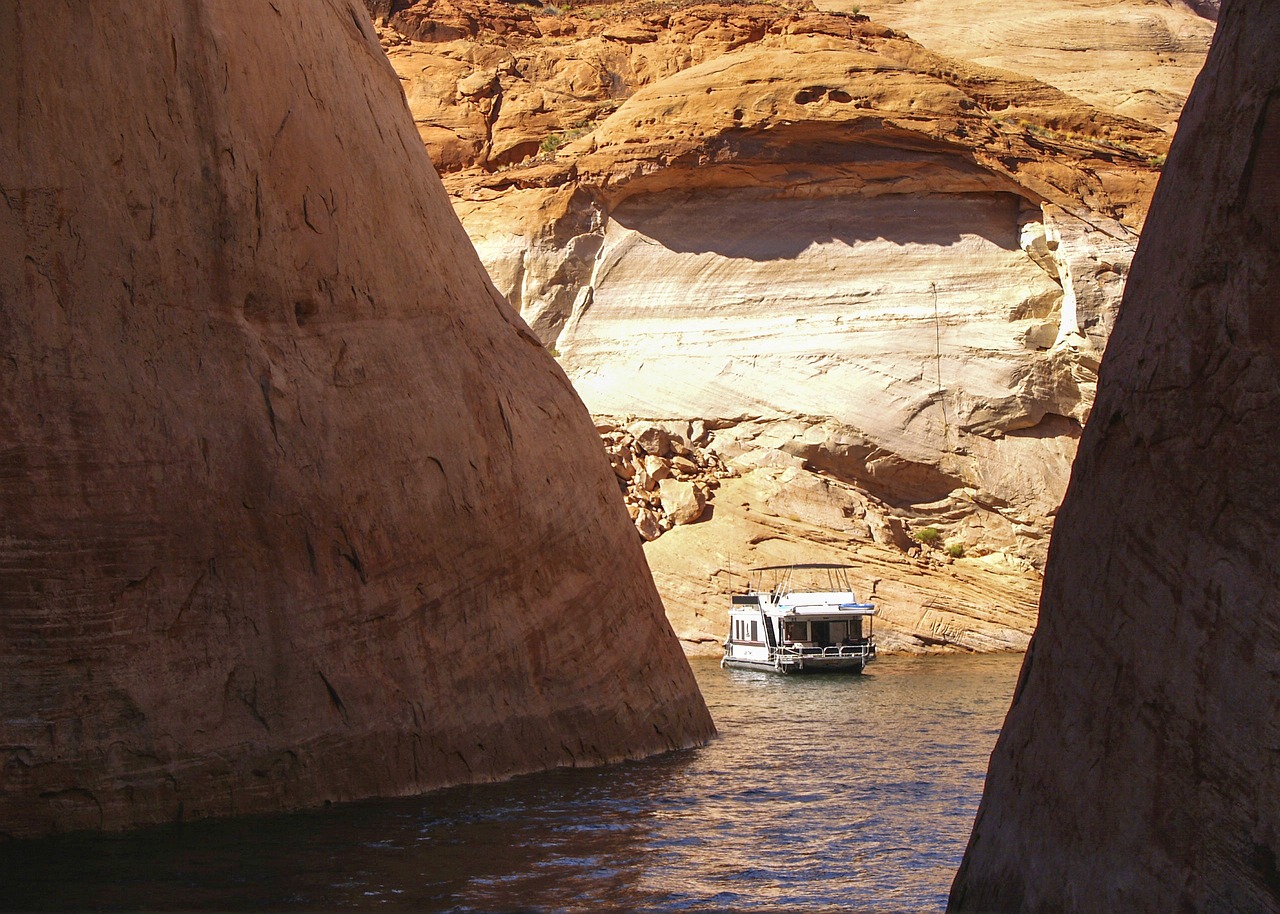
[[761, 609, 778, 651]]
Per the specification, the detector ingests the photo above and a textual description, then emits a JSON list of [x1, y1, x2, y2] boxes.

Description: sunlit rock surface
[[0, 1, 712, 839], [950, 1, 1280, 909], [374, 0, 1203, 651], [453, 26, 1162, 570], [824, 0, 1215, 132]]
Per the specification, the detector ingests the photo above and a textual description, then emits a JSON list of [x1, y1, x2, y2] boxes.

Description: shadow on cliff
[[607, 185, 1030, 263], [598, 123, 1032, 261]]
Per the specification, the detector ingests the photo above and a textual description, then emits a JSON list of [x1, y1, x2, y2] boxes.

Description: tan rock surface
[[372, 0, 1206, 652], [658, 478, 707, 525], [951, 1, 1280, 909], [447, 23, 1167, 572], [0, 1, 711, 839], [649, 474, 1040, 654], [822, 0, 1215, 133]]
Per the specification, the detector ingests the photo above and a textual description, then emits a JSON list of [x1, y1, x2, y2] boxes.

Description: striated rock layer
[[0, 1, 712, 839], [371, 0, 1201, 651], [825, 0, 1215, 132], [950, 1, 1280, 909], [445, 14, 1166, 569]]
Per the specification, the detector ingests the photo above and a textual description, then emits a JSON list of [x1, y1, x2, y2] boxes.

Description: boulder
[[659, 479, 707, 526], [634, 425, 672, 457], [644, 455, 672, 482], [609, 451, 636, 479], [671, 455, 699, 476], [635, 508, 663, 541]]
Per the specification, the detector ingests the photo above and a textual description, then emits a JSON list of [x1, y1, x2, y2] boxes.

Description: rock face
[[371, 0, 1207, 651], [0, 1, 712, 839], [832, 0, 1216, 131], [950, 2, 1280, 909], [648, 472, 1042, 654], [599, 418, 1042, 654], [447, 17, 1169, 564]]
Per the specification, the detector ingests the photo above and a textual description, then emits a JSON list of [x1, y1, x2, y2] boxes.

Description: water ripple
[[0, 652, 1022, 913]]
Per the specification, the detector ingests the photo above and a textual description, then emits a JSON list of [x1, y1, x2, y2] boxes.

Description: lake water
[[1, 652, 1023, 913]]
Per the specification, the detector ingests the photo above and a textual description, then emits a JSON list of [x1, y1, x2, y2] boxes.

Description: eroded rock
[[0, 1, 712, 840], [601, 421, 729, 539], [373, 0, 1211, 652], [658, 478, 706, 526]]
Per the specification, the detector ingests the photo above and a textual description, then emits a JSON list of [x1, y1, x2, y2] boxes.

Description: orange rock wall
[[0, 1, 712, 839], [950, 1, 1280, 909]]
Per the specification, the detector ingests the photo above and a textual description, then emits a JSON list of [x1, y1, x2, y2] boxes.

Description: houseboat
[[722, 563, 876, 674]]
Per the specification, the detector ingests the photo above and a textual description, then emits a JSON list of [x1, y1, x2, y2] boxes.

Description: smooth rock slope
[[950, 1, 1280, 909], [0, 1, 712, 839]]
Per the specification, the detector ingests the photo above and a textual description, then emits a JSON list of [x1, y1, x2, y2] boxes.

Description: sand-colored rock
[[649, 474, 1040, 654], [448, 26, 1167, 573], [600, 422, 730, 539], [372, 0, 1206, 651], [826, 0, 1215, 133], [0, 1, 711, 839], [658, 478, 707, 525], [950, 2, 1280, 909]]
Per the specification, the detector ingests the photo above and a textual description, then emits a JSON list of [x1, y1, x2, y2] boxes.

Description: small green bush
[[914, 526, 941, 545], [539, 133, 566, 155], [946, 542, 966, 558]]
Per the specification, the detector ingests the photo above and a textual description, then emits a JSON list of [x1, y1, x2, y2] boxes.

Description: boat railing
[[773, 643, 874, 661]]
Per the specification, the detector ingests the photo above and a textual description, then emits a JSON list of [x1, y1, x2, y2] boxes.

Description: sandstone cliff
[[950, 0, 1280, 909], [0, 1, 712, 839], [368, 0, 1207, 652], [834, 0, 1217, 132]]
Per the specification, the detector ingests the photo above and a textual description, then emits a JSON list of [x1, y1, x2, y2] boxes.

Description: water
[[0, 652, 1023, 913]]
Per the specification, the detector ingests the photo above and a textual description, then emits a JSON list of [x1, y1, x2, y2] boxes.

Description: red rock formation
[[0, 1, 712, 839], [949, 1, 1280, 909]]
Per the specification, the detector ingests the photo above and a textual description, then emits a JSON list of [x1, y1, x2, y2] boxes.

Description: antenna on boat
[[932, 281, 951, 454]]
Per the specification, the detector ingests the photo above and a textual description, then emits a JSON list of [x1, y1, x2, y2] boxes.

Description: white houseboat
[[722, 563, 876, 674]]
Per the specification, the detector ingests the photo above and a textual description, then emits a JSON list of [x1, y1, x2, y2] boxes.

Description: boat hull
[[721, 654, 869, 674]]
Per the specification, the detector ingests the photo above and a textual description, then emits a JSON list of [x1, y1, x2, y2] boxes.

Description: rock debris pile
[[598, 421, 736, 541]]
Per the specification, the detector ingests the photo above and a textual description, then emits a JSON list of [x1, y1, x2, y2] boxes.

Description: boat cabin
[[723, 563, 876, 674]]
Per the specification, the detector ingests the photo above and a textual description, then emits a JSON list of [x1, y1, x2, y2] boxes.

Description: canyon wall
[[370, 0, 1211, 651], [0, 0, 712, 839], [833, 0, 1216, 131], [950, 1, 1280, 909]]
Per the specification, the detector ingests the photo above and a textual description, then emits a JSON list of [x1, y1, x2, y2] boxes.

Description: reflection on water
[[1, 653, 1022, 913]]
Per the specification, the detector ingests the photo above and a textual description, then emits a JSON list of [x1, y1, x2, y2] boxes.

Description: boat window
[[750, 620, 758, 642], [830, 621, 848, 643], [785, 621, 808, 642]]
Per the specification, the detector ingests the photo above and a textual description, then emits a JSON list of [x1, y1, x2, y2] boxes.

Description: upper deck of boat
[[732, 564, 874, 617]]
